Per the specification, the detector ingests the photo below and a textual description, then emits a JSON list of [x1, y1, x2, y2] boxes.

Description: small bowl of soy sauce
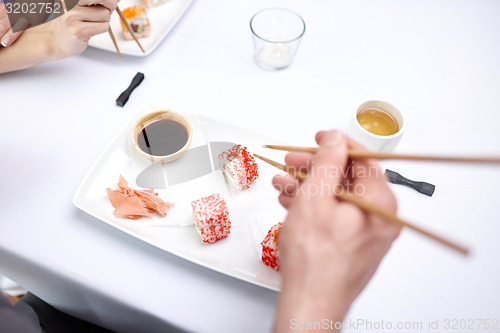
[[131, 110, 193, 162]]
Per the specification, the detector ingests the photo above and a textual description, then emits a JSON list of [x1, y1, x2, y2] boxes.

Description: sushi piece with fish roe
[[261, 222, 283, 271], [121, 6, 151, 41], [219, 145, 259, 191], [191, 193, 231, 243]]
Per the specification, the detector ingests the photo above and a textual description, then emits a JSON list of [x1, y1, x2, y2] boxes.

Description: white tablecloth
[[1, 0, 500, 332]]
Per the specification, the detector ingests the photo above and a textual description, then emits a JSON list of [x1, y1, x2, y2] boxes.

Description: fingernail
[[323, 131, 343, 147], [1, 37, 9, 47]]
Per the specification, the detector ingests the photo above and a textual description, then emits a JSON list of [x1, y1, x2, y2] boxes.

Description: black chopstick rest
[[116, 72, 145, 107], [385, 169, 436, 197]]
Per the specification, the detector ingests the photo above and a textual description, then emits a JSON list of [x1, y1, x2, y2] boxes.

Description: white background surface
[[1, 0, 500, 332]]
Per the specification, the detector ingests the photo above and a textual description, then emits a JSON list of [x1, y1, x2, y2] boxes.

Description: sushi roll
[[261, 222, 283, 271], [121, 6, 151, 41], [142, 0, 169, 8], [191, 193, 231, 243], [219, 145, 259, 191]]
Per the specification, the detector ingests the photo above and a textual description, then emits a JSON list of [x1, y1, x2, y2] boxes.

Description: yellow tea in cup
[[356, 107, 399, 136]]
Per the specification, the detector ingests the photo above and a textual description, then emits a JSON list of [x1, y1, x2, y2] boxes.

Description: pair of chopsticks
[[255, 146, 500, 256], [108, 7, 146, 58]]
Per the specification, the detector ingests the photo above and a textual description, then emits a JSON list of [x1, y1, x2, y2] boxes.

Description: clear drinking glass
[[250, 8, 306, 70]]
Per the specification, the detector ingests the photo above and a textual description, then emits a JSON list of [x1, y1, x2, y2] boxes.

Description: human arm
[[271, 130, 400, 332], [0, 1, 27, 47], [0, 0, 116, 73]]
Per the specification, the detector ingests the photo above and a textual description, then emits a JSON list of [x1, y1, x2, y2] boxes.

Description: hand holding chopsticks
[[256, 136, 472, 256]]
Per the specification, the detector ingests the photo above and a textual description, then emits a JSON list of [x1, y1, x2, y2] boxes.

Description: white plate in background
[[88, 0, 193, 56]]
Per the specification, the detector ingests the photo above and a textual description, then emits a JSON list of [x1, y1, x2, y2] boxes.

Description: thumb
[[305, 130, 348, 197]]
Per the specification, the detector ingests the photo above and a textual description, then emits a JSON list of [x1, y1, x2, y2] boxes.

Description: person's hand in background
[[0, 0, 117, 73], [272, 130, 400, 332], [44, 0, 117, 59], [0, 1, 27, 47]]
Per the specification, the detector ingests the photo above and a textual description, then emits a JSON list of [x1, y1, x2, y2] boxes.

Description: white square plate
[[88, 0, 193, 56], [73, 106, 287, 290]]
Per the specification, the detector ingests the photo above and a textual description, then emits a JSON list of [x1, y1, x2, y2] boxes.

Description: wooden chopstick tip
[[461, 247, 471, 256], [107, 28, 122, 58]]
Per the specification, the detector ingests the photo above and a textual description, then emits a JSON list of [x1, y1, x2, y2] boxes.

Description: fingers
[[0, 3, 10, 35], [79, 21, 109, 37], [273, 131, 349, 206], [1, 17, 29, 47], [273, 174, 298, 209], [273, 174, 298, 194], [302, 130, 348, 198], [315, 130, 326, 144], [74, 5, 112, 22], [273, 130, 395, 216], [78, 0, 117, 13], [345, 137, 400, 239], [1, 30, 18, 47], [284, 152, 313, 174], [278, 193, 294, 209], [271, 153, 312, 209], [65, 4, 111, 40], [346, 137, 397, 211]]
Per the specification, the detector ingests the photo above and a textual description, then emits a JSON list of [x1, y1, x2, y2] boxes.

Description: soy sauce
[[137, 119, 188, 156]]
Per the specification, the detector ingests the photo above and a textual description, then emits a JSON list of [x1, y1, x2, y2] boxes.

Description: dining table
[[1, 0, 500, 332]]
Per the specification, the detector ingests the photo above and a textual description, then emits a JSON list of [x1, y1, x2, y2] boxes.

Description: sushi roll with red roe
[[219, 145, 259, 191], [261, 222, 283, 271], [191, 193, 231, 243]]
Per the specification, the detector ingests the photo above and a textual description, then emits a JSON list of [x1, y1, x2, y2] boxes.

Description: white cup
[[348, 100, 406, 151]]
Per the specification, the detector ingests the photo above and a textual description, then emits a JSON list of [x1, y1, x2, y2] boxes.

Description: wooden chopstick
[[116, 7, 146, 54], [108, 28, 122, 58], [263, 145, 500, 164], [253, 153, 470, 256]]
